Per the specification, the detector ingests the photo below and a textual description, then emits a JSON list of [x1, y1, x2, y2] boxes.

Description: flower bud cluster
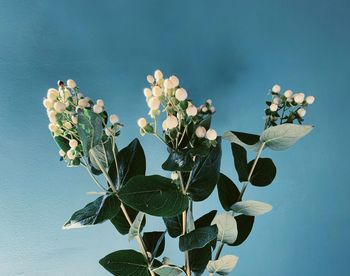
[[265, 84, 315, 128]]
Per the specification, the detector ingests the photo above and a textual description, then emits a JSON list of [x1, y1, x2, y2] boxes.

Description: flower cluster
[[43, 79, 121, 166], [138, 69, 218, 150], [264, 84, 315, 128]]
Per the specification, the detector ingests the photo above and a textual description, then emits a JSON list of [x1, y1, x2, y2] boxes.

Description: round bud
[[294, 93, 304, 104], [48, 123, 58, 132], [306, 96, 315, 104], [164, 79, 175, 90], [96, 99, 104, 107], [272, 96, 281, 105], [195, 126, 206, 138], [147, 75, 155, 84], [206, 99, 213, 105], [284, 89, 293, 98], [67, 79, 77, 89], [297, 108, 306, 117], [93, 104, 103, 114], [147, 97, 161, 110], [63, 122, 72, 129], [137, 118, 147, 128], [169, 75, 179, 87], [71, 116, 78, 124], [43, 98, 54, 109], [206, 129, 217, 141], [202, 106, 208, 113], [152, 86, 163, 97], [210, 106, 216, 113], [48, 111, 57, 123], [66, 149, 75, 160], [59, 149, 65, 157], [69, 139, 78, 149], [78, 98, 89, 108], [47, 88, 59, 100], [171, 172, 179, 180], [57, 80, 64, 87], [165, 115, 178, 129], [186, 105, 197, 116], [154, 69, 163, 81], [175, 88, 188, 101], [54, 102, 66, 112], [272, 84, 281, 93], [109, 114, 119, 124], [270, 103, 278, 112], [144, 88, 152, 98]]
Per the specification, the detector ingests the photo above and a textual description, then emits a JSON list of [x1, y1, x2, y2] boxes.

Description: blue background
[[0, 0, 348, 275]]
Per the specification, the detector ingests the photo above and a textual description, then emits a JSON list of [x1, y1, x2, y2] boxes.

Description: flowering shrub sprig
[[44, 74, 315, 276]]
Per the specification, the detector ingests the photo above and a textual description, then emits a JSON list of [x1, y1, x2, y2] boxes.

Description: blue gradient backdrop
[[0, 0, 348, 275]]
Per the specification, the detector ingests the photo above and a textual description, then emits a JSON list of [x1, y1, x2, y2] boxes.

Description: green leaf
[[187, 137, 222, 201], [194, 210, 217, 228], [143, 231, 166, 258], [231, 215, 254, 246], [217, 173, 240, 211], [212, 212, 238, 245], [109, 138, 146, 189], [63, 194, 120, 229], [119, 175, 189, 217], [260, 123, 313, 151], [223, 131, 262, 151], [230, 143, 249, 182], [163, 215, 182, 238], [128, 212, 145, 241], [189, 244, 212, 275], [99, 249, 149, 276], [179, 225, 218, 252], [207, 255, 239, 275], [77, 109, 104, 156], [199, 115, 212, 130], [162, 149, 194, 172], [153, 265, 184, 276], [88, 138, 115, 174], [248, 158, 276, 187], [54, 136, 70, 152], [231, 200, 272, 216], [110, 203, 146, 235]]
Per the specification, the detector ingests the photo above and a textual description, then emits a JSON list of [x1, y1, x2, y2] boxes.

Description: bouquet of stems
[[43, 71, 315, 275]]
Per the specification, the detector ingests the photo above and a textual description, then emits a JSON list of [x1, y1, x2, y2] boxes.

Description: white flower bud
[[165, 115, 178, 129], [59, 88, 71, 99], [59, 149, 65, 157], [63, 122, 72, 129], [71, 116, 78, 124], [143, 88, 152, 98], [54, 102, 66, 112], [270, 103, 278, 112], [137, 118, 147, 128], [272, 96, 281, 105], [195, 126, 206, 138], [93, 104, 103, 114], [206, 99, 213, 105], [206, 129, 217, 141], [147, 97, 161, 110], [47, 88, 59, 100], [66, 149, 75, 160], [78, 98, 89, 108], [147, 75, 155, 84], [171, 172, 179, 180], [109, 114, 119, 124], [175, 88, 188, 101], [294, 93, 305, 104], [306, 96, 315, 104], [152, 86, 163, 97], [48, 111, 57, 123], [96, 99, 104, 107], [154, 69, 163, 81], [67, 79, 77, 89], [297, 108, 306, 117], [272, 84, 281, 93], [210, 106, 216, 113], [48, 123, 58, 132], [164, 79, 175, 90], [43, 98, 54, 109], [169, 75, 179, 87], [284, 89, 293, 98], [69, 139, 78, 149], [202, 106, 208, 113], [186, 105, 197, 116]]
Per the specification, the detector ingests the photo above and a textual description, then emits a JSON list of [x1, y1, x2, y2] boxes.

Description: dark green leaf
[[189, 244, 212, 275], [217, 173, 240, 211], [231, 215, 255, 246], [199, 115, 211, 130], [194, 210, 217, 228], [99, 249, 149, 276], [88, 138, 115, 174], [54, 136, 70, 152], [63, 194, 120, 229], [248, 158, 276, 187], [143, 231, 166, 258], [162, 149, 194, 172], [187, 138, 222, 201], [179, 225, 218, 252], [163, 215, 182, 238], [230, 131, 260, 145], [230, 143, 248, 182], [119, 175, 189, 217]]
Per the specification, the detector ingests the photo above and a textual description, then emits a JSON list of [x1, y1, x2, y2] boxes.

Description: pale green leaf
[[207, 255, 239, 275], [231, 200, 272, 216], [153, 265, 185, 276], [128, 212, 145, 241], [211, 212, 238, 245]]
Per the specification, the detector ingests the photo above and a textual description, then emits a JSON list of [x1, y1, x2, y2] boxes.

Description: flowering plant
[[43, 71, 315, 276]]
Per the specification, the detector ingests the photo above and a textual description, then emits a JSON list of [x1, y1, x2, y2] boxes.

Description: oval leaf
[[207, 255, 239, 275], [194, 210, 217, 228], [231, 200, 272, 216], [223, 131, 262, 151], [217, 173, 240, 211], [179, 225, 218, 252], [128, 212, 145, 241], [211, 212, 238, 245], [162, 149, 194, 172], [231, 215, 254, 246], [163, 215, 183, 238], [260, 123, 313, 151], [153, 265, 184, 276], [248, 158, 276, 187], [230, 143, 249, 182], [143, 231, 166, 258], [189, 244, 212, 275], [119, 175, 189, 217]]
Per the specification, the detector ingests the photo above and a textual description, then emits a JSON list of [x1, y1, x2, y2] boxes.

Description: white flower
[[186, 105, 198, 116], [152, 86, 163, 97], [169, 75, 179, 87], [67, 79, 77, 89], [66, 149, 75, 160], [210, 106, 216, 113], [63, 122, 73, 129], [147, 97, 161, 110], [109, 114, 119, 124], [48, 111, 56, 123], [47, 88, 59, 100], [206, 129, 217, 141], [297, 108, 306, 117], [137, 118, 147, 128], [269, 103, 278, 112], [272, 96, 281, 105], [284, 89, 293, 98], [59, 149, 65, 157], [59, 88, 71, 99], [147, 75, 155, 84], [272, 84, 281, 93], [294, 93, 305, 104], [306, 96, 315, 104], [202, 106, 208, 113], [143, 88, 152, 98], [78, 98, 89, 108], [164, 79, 175, 90], [43, 98, 54, 109], [54, 102, 66, 112], [93, 104, 103, 114], [69, 139, 78, 149], [175, 88, 187, 101], [195, 126, 206, 138], [206, 99, 213, 105], [171, 172, 179, 180], [71, 116, 78, 124], [165, 115, 178, 129], [154, 69, 163, 81], [96, 99, 104, 107], [48, 123, 58, 132]]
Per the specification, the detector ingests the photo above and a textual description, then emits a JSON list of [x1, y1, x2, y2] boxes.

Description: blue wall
[[0, 0, 348, 275]]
